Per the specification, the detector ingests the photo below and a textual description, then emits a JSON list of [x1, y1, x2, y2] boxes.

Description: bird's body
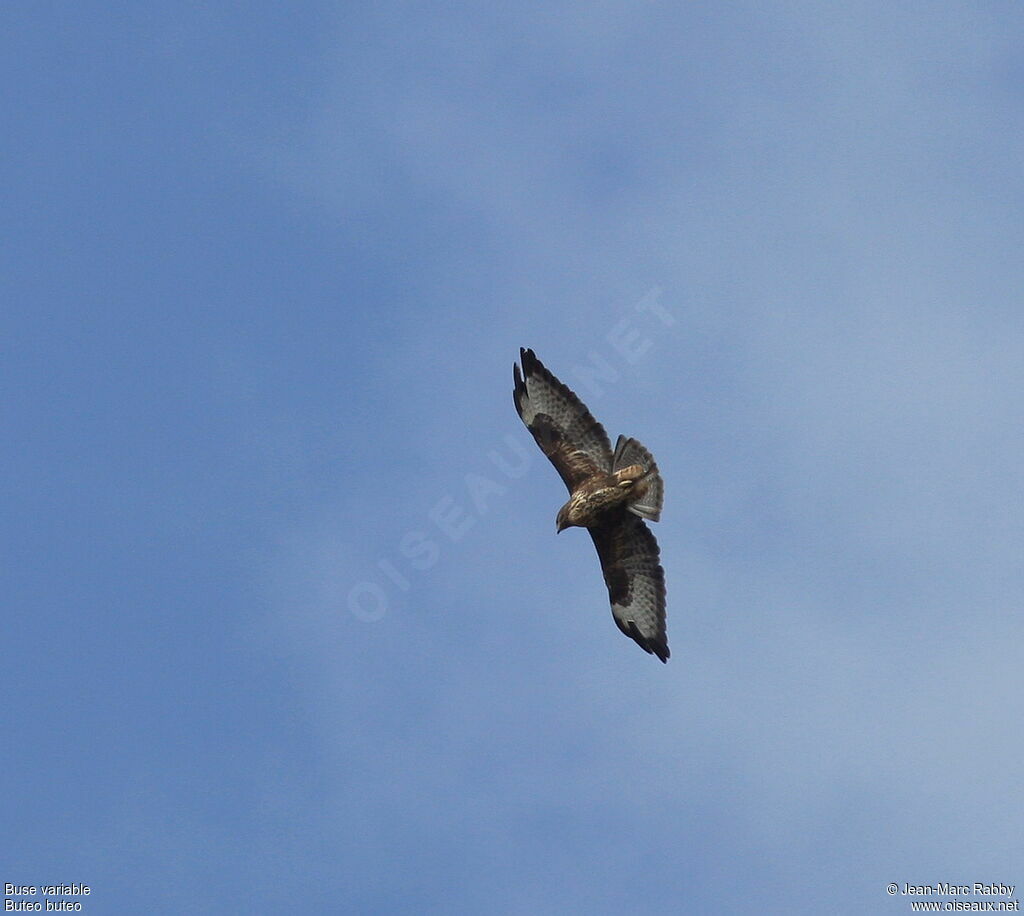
[[557, 464, 652, 531], [513, 348, 669, 662]]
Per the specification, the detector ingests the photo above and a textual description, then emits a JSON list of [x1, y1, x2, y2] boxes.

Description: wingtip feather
[[513, 365, 523, 419], [520, 347, 540, 377]]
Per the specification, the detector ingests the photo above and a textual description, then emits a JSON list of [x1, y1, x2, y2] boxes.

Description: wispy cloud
[[251, 4, 1024, 911]]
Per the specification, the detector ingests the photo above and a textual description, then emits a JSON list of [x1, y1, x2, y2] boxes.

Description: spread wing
[[513, 348, 613, 492], [589, 514, 669, 662]]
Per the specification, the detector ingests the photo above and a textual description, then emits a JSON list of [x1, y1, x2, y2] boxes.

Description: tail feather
[[613, 435, 663, 522]]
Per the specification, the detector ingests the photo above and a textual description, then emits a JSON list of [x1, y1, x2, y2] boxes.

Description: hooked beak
[[556, 509, 569, 533]]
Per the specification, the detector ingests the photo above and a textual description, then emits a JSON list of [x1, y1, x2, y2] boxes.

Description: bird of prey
[[513, 348, 668, 662]]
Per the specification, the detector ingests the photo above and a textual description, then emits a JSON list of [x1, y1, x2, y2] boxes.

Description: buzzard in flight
[[513, 348, 668, 662]]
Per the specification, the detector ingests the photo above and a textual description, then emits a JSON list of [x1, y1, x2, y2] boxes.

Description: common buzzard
[[513, 348, 668, 662]]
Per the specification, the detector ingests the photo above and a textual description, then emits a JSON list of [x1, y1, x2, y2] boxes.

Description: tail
[[613, 435, 663, 522]]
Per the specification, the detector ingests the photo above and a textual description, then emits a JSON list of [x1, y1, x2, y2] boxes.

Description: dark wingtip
[[520, 347, 542, 377], [621, 620, 670, 663], [648, 638, 670, 663]]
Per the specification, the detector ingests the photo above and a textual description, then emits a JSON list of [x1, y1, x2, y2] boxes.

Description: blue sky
[[4, 3, 1024, 914]]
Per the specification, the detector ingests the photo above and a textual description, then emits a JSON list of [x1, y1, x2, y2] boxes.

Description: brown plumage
[[513, 348, 668, 662]]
